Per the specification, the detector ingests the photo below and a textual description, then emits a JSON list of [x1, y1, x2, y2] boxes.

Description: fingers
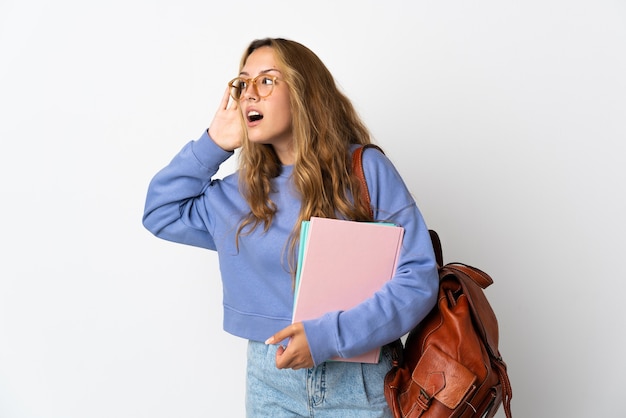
[[265, 326, 293, 344], [220, 86, 232, 110], [265, 323, 299, 345], [274, 341, 314, 370], [265, 323, 314, 370]]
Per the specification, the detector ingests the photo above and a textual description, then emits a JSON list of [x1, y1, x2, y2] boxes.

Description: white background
[[1, 1, 625, 417]]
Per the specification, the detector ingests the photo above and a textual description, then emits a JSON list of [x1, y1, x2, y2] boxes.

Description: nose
[[242, 83, 258, 101]]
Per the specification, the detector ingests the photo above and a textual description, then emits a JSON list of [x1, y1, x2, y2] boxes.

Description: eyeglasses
[[228, 74, 280, 101]]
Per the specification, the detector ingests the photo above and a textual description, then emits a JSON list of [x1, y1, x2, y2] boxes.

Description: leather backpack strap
[[492, 356, 514, 418], [428, 229, 444, 267], [351, 144, 383, 219]]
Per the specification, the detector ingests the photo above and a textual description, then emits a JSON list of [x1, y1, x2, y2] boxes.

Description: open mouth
[[247, 110, 263, 122]]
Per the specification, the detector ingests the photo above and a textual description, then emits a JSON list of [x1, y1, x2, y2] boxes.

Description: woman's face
[[239, 46, 294, 164]]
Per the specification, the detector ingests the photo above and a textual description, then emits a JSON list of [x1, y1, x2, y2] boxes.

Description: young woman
[[143, 37, 438, 417]]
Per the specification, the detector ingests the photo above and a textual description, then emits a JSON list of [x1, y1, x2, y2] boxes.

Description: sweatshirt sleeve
[[142, 130, 234, 250], [302, 147, 439, 365]]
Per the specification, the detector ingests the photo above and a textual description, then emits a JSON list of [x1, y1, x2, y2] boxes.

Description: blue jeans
[[245, 341, 394, 417]]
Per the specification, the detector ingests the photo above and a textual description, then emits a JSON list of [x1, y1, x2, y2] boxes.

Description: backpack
[[352, 145, 513, 418]]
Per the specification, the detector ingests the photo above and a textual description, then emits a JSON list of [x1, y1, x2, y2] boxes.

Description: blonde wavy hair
[[235, 38, 376, 275]]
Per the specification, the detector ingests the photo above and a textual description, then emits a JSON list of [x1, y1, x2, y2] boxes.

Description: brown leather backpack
[[384, 230, 513, 417], [352, 145, 513, 418]]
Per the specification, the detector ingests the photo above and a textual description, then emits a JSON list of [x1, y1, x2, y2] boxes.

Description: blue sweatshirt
[[143, 130, 438, 365]]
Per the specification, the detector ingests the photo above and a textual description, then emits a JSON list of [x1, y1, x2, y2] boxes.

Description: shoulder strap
[[428, 229, 444, 267], [351, 144, 383, 220]]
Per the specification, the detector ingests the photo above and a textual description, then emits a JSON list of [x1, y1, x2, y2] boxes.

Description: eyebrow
[[239, 68, 282, 77]]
